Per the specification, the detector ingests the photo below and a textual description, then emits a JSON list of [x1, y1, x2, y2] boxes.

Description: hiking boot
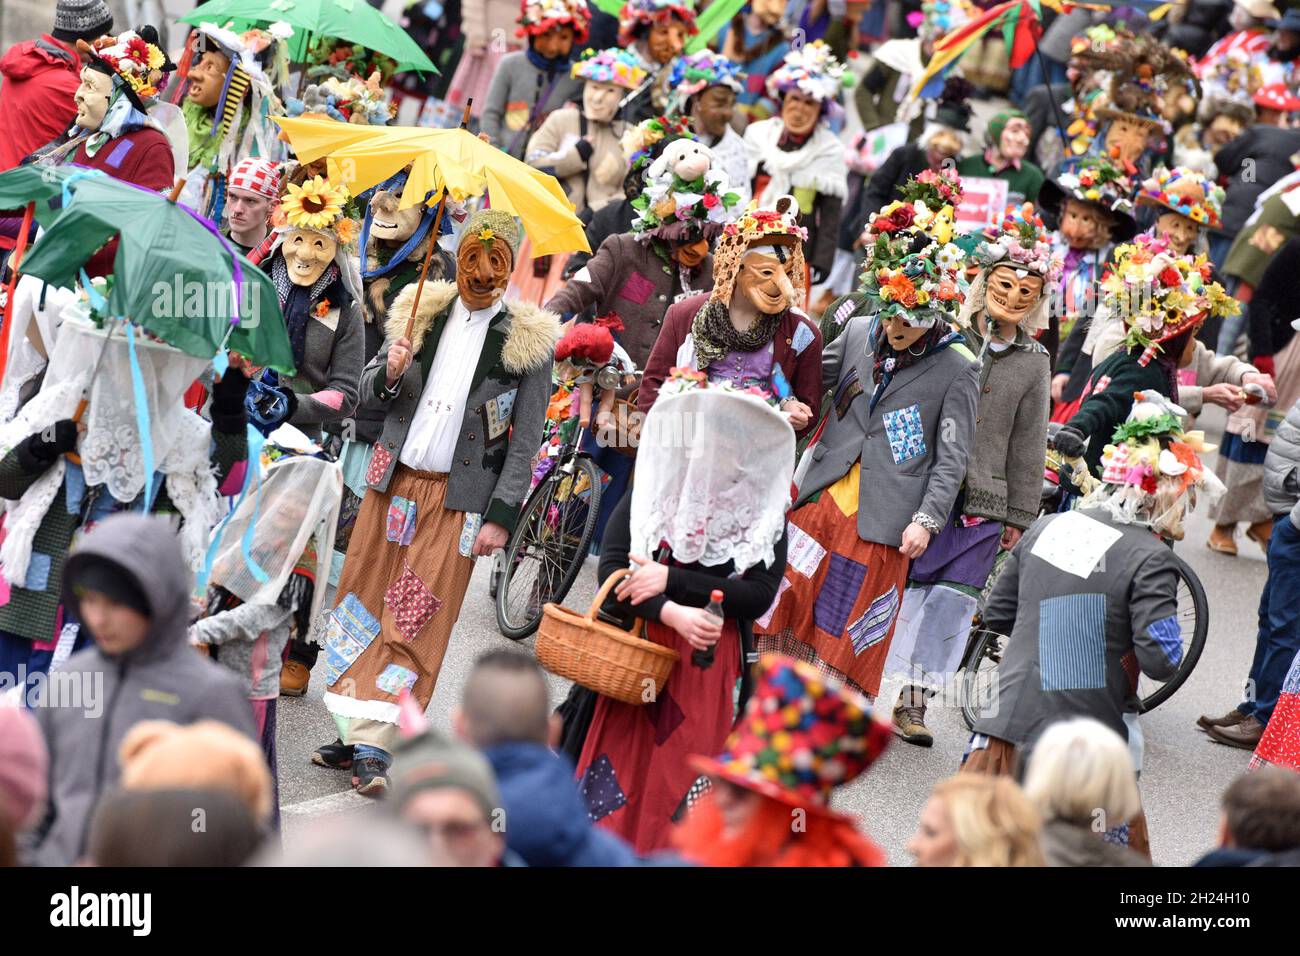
[[893, 703, 934, 747], [279, 659, 311, 697], [1197, 708, 1251, 733], [352, 754, 391, 797], [1207, 716, 1264, 750], [311, 739, 354, 771]]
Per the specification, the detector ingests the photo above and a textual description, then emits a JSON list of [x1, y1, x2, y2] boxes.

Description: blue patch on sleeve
[[24, 552, 52, 591], [1146, 614, 1183, 668], [104, 138, 134, 169]]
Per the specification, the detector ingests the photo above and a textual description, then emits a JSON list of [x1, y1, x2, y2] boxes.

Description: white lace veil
[[630, 387, 794, 572]]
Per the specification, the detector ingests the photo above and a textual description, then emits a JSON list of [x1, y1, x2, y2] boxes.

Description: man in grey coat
[[24, 514, 256, 866]]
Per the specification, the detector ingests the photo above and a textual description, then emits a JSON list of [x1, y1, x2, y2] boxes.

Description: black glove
[[210, 365, 251, 435], [1051, 425, 1087, 460], [574, 139, 595, 164], [17, 419, 78, 472]]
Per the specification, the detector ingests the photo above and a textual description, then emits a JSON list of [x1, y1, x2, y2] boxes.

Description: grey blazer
[[359, 280, 560, 532], [795, 315, 980, 548]]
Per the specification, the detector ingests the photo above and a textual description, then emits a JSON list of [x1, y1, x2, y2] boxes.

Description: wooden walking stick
[[402, 100, 474, 344]]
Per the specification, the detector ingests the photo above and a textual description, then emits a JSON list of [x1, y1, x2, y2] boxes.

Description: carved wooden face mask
[[735, 249, 797, 314], [282, 229, 338, 287], [1059, 198, 1115, 251], [984, 264, 1045, 327], [1155, 211, 1198, 255], [1104, 116, 1154, 165], [457, 235, 513, 310], [74, 68, 114, 131], [368, 187, 426, 244], [188, 50, 231, 110]]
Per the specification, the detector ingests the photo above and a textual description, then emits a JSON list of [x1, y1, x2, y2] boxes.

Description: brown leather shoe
[[1207, 716, 1265, 750], [279, 659, 311, 697], [1207, 525, 1238, 555], [1246, 520, 1274, 553], [1197, 708, 1250, 733]]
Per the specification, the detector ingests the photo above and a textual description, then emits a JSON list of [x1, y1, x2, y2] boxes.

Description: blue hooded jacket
[[483, 741, 640, 867]]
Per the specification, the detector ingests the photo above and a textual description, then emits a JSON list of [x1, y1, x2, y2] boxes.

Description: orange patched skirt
[[755, 463, 909, 698], [323, 466, 476, 750]]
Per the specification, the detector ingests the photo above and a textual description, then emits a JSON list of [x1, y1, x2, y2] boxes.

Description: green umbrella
[[0, 166, 87, 231], [18, 175, 296, 374], [180, 0, 439, 75]]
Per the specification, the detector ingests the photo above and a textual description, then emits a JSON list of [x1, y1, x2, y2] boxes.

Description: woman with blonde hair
[[909, 775, 1044, 867], [1023, 718, 1149, 867]]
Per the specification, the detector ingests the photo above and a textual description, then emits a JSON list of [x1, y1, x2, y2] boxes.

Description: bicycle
[[957, 441, 1211, 730], [493, 427, 604, 640]]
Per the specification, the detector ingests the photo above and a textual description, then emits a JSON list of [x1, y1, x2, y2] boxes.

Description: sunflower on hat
[[1100, 234, 1238, 366], [276, 173, 359, 246]]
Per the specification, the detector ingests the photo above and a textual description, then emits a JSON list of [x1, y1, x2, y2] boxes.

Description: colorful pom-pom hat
[[690, 655, 891, 820], [1136, 165, 1224, 230], [571, 47, 649, 89], [764, 39, 852, 105], [666, 49, 746, 114]]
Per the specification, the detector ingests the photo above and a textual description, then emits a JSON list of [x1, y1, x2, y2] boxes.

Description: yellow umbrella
[[272, 115, 590, 258]]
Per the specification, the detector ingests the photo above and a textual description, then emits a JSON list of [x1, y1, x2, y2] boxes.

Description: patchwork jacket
[[973, 507, 1182, 747], [795, 314, 979, 548], [360, 280, 560, 532]]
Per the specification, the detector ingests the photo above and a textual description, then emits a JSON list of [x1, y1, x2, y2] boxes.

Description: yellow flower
[[479, 227, 495, 242], [280, 175, 348, 231], [334, 217, 358, 246], [147, 45, 165, 71]]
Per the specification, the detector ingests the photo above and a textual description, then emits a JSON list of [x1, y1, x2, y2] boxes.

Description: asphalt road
[[277, 405, 1272, 866]]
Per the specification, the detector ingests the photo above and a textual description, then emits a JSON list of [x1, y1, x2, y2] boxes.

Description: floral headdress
[[1082, 391, 1224, 541], [287, 71, 392, 126], [621, 114, 695, 173], [617, 0, 699, 46], [958, 202, 1063, 333], [666, 50, 746, 114], [1100, 234, 1238, 366], [709, 198, 808, 305], [1077, 32, 1191, 129], [274, 173, 359, 247], [1039, 155, 1137, 241], [79, 27, 175, 112], [764, 40, 852, 105], [571, 47, 649, 90], [517, 0, 592, 43], [1137, 166, 1223, 229], [631, 149, 740, 243], [857, 169, 966, 329]]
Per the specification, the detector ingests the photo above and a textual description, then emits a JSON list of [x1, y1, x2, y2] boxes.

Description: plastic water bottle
[[692, 589, 725, 669]]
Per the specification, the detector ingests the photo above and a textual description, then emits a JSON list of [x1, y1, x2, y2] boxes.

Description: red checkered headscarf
[[228, 159, 282, 201]]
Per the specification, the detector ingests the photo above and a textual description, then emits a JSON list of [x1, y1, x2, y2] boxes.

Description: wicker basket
[[535, 568, 678, 705]]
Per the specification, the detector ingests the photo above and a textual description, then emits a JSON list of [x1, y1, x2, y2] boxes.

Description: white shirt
[[399, 298, 501, 473]]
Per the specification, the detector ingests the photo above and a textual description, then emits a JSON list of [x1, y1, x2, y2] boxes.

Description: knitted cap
[[0, 706, 48, 830], [54, 0, 113, 36], [462, 209, 521, 258], [986, 108, 1028, 148], [389, 730, 502, 821]]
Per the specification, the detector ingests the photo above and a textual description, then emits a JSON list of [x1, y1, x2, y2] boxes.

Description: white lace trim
[[323, 691, 400, 725]]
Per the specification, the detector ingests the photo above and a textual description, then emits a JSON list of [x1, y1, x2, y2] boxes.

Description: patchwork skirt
[[884, 513, 1003, 690], [753, 462, 909, 697], [575, 618, 741, 855], [323, 467, 476, 751]]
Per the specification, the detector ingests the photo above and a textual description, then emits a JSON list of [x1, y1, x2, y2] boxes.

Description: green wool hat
[[389, 730, 502, 822], [986, 108, 1028, 148], [462, 208, 521, 258]]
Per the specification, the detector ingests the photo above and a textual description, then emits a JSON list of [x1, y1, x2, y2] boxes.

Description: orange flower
[[883, 272, 917, 307]]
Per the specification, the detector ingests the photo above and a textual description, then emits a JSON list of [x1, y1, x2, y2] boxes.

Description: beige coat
[[525, 107, 627, 217], [460, 0, 520, 49]]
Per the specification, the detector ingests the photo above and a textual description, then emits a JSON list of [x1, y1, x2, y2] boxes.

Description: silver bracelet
[[911, 511, 942, 535]]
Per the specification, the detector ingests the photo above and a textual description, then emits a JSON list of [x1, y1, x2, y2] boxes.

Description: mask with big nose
[[282, 229, 338, 286], [734, 248, 798, 315], [73, 67, 114, 131], [368, 186, 426, 244], [457, 234, 513, 310]]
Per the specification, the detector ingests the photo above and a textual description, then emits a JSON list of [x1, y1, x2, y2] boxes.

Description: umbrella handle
[[401, 100, 475, 344], [63, 397, 88, 466], [168, 178, 187, 202]]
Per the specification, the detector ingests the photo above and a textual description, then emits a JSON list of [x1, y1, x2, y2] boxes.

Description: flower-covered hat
[[1038, 156, 1138, 242], [631, 139, 740, 242], [274, 172, 359, 246], [709, 196, 808, 304], [765, 40, 852, 105], [1101, 234, 1239, 366], [286, 71, 392, 126], [78, 25, 176, 112], [1083, 391, 1224, 541], [959, 202, 1063, 333], [1137, 166, 1223, 229], [666, 50, 746, 114], [691, 655, 892, 820], [617, 0, 699, 45], [516, 0, 592, 42], [858, 169, 967, 328], [571, 47, 649, 89], [1075, 32, 1192, 129], [621, 114, 695, 174]]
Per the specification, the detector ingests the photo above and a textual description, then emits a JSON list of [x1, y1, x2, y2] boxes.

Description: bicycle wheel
[[1137, 555, 1209, 712], [960, 627, 1008, 732], [495, 455, 603, 640]]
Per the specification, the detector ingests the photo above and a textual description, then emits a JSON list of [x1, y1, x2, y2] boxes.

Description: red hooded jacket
[[0, 35, 83, 172]]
